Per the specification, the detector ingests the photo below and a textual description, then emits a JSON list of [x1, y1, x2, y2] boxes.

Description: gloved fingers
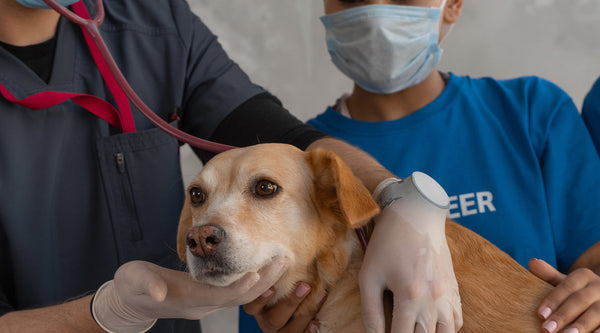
[[229, 256, 290, 306], [215, 271, 261, 303], [443, 277, 463, 332], [414, 323, 426, 333], [414, 305, 436, 333], [358, 278, 386, 333], [453, 307, 463, 331], [389, 301, 417, 333], [436, 321, 455, 333], [415, 321, 446, 333], [434, 301, 457, 333]]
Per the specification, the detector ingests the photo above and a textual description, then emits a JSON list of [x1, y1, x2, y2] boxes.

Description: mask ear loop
[[440, 22, 454, 44], [439, 0, 449, 10], [428, 0, 448, 9], [438, 0, 452, 44]]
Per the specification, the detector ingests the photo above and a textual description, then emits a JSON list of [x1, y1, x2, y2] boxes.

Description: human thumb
[[147, 274, 168, 303], [115, 261, 168, 303], [528, 258, 566, 286]]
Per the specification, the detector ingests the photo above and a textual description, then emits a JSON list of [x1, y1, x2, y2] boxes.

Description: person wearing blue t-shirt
[[582, 77, 600, 155], [306, 0, 600, 333]]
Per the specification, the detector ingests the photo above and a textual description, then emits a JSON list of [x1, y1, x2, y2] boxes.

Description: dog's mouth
[[185, 237, 293, 287], [187, 254, 244, 284], [200, 263, 238, 278]]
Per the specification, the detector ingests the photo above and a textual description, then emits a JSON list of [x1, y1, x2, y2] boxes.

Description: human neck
[[346, 71, 446, 122], [0, 1, 60, 46]]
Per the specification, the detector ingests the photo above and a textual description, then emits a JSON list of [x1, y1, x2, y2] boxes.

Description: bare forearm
[[307, 137, 394, 193], [569, 241, 600, 275], [0, 295, 104, 333]]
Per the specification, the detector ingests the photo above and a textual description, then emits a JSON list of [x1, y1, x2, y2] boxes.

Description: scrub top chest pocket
[[96, 121, 185, 268]]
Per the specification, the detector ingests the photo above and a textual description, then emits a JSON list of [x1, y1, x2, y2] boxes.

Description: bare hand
[[242, 282, 320, 333], [529, 258, 600, 333]]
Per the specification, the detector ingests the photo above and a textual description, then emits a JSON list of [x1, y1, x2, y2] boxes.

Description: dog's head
[[176, 143, 379, 302]]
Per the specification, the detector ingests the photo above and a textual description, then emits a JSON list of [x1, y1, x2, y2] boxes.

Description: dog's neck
[[293, 227, 364, 319]]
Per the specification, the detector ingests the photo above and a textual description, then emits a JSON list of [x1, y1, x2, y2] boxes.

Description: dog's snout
[[186, 225, 225, 257]]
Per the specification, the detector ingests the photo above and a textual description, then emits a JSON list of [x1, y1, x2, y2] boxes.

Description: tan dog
[[176, 143, 552, 332]]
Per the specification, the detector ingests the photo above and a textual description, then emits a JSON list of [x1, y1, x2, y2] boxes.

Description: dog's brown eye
[[189, 187, 207, 205], [255, 180, 279, 197]]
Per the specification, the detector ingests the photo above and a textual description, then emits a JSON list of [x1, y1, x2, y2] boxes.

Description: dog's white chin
[[187, 262, 247, 287], [187, 244, 294, 287], [192, 255, 292, 288], [199, 272, 248, 287]]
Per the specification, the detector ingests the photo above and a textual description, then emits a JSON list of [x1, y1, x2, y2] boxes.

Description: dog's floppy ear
[[307, 148, 380, 228], [176, 197, 193, 262]]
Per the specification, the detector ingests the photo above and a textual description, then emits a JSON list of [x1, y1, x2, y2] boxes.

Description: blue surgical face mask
[[321, 1, 447, 94], [16, 0, 80, 9]]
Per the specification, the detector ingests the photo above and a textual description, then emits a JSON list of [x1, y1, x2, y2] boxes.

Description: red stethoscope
[[0, 0, 375, 249], [0, 0, 235, 154]]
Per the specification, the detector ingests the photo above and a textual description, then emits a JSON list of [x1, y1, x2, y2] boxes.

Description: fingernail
[[539, 307, 552, 320], [565, 328, 579, 333], [543, 320, 557, 333], [296, 283, 311, 298], [309, 322, 319, 333], [261, 288, 274, 298]]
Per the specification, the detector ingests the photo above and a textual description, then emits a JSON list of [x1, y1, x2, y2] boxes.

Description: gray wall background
[[180, 0, 600, 184], [187, 0, 600, 122]]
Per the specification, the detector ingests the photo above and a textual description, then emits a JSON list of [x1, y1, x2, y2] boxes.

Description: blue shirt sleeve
[[239, 308, 262, 333], [533, 79, 600, 271], [582, 76, 600, 155]]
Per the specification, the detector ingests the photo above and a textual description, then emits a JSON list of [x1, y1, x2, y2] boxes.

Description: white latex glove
[[92, 258, 288, 333], [359, 172, 462, 333]]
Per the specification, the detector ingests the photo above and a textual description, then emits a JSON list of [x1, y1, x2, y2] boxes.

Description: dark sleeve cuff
[[194, 92, 329, 162]]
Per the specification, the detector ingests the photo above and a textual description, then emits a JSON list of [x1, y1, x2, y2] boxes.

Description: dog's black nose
[[186, 225, 225, 257]]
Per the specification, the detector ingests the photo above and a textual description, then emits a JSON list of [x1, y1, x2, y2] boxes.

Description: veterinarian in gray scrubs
[[0, 0, 461, 332]]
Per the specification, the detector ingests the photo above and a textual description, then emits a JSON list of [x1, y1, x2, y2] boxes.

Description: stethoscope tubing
[[42, 0, 236, 153]]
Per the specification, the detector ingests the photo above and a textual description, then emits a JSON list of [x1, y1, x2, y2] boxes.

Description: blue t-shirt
[[582, 76, 600, 155], [239, 74, 600, 332], [308, 74, 600, 271]]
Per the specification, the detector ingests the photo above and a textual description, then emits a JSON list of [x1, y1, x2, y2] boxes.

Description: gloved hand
[[92, 258, 288, 333], [359, 172, 462, 333]]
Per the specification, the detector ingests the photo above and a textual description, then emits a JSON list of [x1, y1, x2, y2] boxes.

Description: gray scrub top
[[0, 0, 264, 331]]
